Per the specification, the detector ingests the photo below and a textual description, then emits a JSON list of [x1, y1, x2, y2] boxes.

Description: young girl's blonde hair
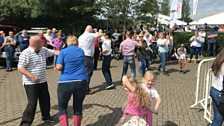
[[144, 71, 156, 80], [126, 76, 151, 108]]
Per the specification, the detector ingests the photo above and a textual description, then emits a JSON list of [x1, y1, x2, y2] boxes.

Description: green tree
[[181, 0, 192, 23], [95, 0, 160, 30], [138, 0, 159, 25], [159, 0, 170, 16], [0, 0, 98, 34]]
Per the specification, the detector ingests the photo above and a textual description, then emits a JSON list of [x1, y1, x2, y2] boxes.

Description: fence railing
[[190, 58, 215, 123]]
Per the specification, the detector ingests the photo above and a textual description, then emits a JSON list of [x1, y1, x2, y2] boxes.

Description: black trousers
[[20, 82, 50, 126], [94, 47, 100, 69]]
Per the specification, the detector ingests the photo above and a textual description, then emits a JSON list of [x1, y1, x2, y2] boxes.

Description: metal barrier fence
[[190, 58, 215, 123], [204, 69, 213, 123]]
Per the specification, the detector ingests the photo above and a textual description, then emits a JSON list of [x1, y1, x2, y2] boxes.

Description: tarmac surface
[[0, 59, 210, 126]]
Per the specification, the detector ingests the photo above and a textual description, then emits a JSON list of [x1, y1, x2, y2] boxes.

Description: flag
[[170, 0, 178, 29], [193, 0, 198, 15]]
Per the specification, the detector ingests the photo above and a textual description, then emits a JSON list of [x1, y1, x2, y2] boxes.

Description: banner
[[170, 0, 178, 29], [176, 2, 182, 19], [193, 0, 199, 15]]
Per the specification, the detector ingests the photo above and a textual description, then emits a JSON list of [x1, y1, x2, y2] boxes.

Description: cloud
[[191, 0, 224, 19]]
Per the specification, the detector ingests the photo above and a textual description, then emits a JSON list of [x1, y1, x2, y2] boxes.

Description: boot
[[59, 114, 68, 126], [73, 115, 82, 126]]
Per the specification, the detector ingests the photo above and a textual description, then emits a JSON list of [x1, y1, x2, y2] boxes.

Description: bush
[[172, 32, 194, 52], [173, 32, 224, 53], [217, 32, 224, 51]]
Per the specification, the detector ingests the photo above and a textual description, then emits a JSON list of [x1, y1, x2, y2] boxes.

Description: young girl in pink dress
[[120, 75, 152, 126]]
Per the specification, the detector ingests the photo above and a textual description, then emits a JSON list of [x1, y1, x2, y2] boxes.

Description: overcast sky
[[187, 0, 224, 20]]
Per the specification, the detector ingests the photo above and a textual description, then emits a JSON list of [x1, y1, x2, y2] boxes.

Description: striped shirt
[[18, 47, 54, 85]]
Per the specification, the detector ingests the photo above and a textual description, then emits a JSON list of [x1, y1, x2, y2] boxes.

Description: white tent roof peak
[[190, 12, 224, 25], [157, 14, 187, 26]]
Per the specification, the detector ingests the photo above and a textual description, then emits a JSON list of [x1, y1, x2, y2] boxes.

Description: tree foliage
[[0, 0, 163, 33], [0, 0, 97, 34], [181, 0, 192, 23], [95, 0, 160, 30], [159, 0, 170, 16]]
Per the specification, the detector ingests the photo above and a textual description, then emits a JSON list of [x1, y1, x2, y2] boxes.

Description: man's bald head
[[38, 31, 44, 38], [85, 25, 93, 33], [29, 35, 42, 51]]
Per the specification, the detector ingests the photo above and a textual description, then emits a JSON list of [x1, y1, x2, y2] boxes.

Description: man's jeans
[[84, 56, 94, 92], [190, 46, 200, 60], [20, 82, 50, 126], [102, 55, 113, 86], [57, 81, 87, 116], [168, 44, 173, 61], [157, 52, 167, 72], [207, 43, 216, 56], [5, 46, 15, 69], [20, 45, 29, 52], [138, 52, 149, 76], [210, 87, 224, 126], [200, 43, 205, 56], [53, 55, 58, 67], [122, 55, 136, 78]]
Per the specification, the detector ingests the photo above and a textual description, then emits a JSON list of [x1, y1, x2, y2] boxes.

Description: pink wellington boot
[[73, 115, 82, 126], [59, 114, 68, 126]]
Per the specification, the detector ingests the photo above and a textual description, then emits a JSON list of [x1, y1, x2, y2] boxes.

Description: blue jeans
[[157, 52, 167, 72], [5, 46, 15, 69], [20, 45, 29, 52], [210, 87, 224, 126], [190, 46, 200, 60], [102, 55, 113, 86], [53, 55, 58, 67], [168, 45, 173, 60], [84, 56, 94, 92], [122, 55, 136, 78], [138, 52, 149, 76], [57, 81, 87, 116], [207, 43, 216, 56], [200, 43, 205, 56]]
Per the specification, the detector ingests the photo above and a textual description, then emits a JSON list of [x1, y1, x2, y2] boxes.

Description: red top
[[41, 37, 47, 47], [94, 38, 99, 48]]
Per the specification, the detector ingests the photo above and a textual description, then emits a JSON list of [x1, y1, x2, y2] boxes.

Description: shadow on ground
[[51, 103, 123, 126], [85, 104, 123, 126], [89, 81, 122, 94], [162, 121, 178, 126]]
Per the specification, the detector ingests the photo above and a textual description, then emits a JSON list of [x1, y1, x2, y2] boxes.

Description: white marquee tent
[[157, 14, 187, 26], [190, 12, 224, 25]]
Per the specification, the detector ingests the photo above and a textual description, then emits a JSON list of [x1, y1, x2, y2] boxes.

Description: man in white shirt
[[44, 29, 53, 46], [78, 25, 102, 94]]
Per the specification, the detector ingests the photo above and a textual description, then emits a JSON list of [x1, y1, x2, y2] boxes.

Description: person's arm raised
[[122, 75, 136, 92]]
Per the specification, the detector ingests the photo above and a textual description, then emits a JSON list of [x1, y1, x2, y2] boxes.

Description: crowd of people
[[0, 23, 221, 126], [0, 28, 66, 72]]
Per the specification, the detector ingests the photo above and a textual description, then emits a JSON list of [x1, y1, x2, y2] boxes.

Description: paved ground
[[0, 59, 210, 126]]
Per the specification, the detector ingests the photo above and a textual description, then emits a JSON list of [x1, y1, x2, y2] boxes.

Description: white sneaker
[[105, 84, 114, 90]]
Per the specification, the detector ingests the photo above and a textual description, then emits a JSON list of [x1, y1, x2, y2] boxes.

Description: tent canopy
[[190, 12, 224, 25], [157, 14, 187, 26]]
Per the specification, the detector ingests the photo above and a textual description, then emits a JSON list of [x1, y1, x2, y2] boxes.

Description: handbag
[[218, 78, 224, 116]]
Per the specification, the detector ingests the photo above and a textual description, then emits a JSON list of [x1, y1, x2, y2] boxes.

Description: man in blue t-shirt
[[18, 29, 30, 52], [207, 28, 218, 56], [0, 31, 5, 49]]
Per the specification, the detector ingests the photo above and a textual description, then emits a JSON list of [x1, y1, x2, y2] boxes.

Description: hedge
[[172, 32, 224, 53], [172, 32, 194, 52]]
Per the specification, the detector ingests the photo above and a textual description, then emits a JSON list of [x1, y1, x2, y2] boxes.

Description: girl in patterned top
[[120, 75, 152, 126]]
